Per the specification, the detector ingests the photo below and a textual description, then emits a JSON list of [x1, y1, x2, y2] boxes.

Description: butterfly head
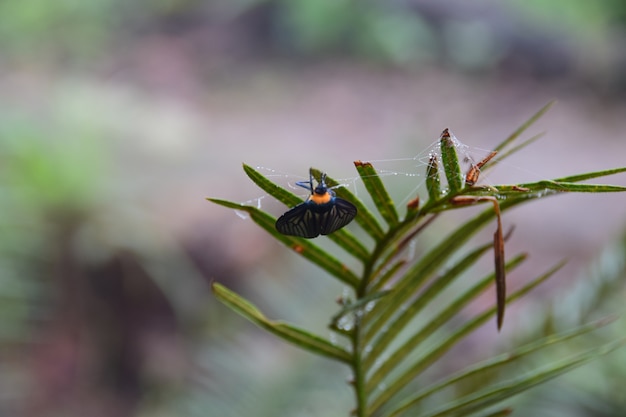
[[310, 176, 333, 204]]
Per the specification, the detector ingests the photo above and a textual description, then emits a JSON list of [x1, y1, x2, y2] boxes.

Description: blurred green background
[[1, 1, 626, 416]]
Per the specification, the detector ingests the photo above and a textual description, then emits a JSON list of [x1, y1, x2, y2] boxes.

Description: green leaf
[[489, 132, 543, 169], [475, 408, 513, 417], [212, 282, 352, 363], [515, 180, 626, 194], [243, 163, 302, 207], [208, 198, 360, 288], [369, 260, 406, 293], [426, 153, 442, 201], [367, 214, 440, 291], [446, 176, 626, 207], [366, 254, 528, 396], [364, 204, 505, 345], [493, 100, 555, 153], [385, 316, 617, 416], [363, 240, 496, 373], [325, 229, 371, 263], [553, 166, 626, 183], [439, 128, 464, 192], [415, 340, 625, 417], [354, 160, 399, 226], [368, 260, 564, 415]]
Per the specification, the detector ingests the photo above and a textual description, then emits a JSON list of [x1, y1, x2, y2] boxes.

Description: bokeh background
[[1, 1, 626, 416]]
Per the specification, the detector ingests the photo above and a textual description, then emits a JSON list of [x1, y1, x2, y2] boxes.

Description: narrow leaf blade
[[489, 132, 543, 168], [439, 128, 464, 193], [370, 260, 407, 293], [386, 316, 616, 416], [366, 254, 528, 397], [476, 408, 514, 417], [516, 180, 626, 193], [363, 240, 496, 372], [553, 166, 626, 183], [354, 160, 399, 226], [212, 283, 352, 363], [369, 259, 561, 415], [365, 204, 506, 345], [243, 163, 302, 206], [493, 100, 555, 153], [326, 229, 371, 263], [418, 340, 625, 417], [426, 153, 442, 201]]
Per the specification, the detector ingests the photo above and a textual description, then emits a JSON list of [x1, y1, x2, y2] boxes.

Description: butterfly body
[[275, 171, 357, 238]]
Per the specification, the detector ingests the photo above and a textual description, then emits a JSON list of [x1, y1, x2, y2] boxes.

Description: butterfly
[[275, 169, 357, 238]]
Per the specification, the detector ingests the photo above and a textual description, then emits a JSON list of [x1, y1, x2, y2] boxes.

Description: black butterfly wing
[[275, 203, 321, 238], [276, 197, 357, 238], [319, 198, 357, 235]]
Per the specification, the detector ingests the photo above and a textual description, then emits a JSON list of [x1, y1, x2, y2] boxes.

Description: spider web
[[233, 132, 541, 220]]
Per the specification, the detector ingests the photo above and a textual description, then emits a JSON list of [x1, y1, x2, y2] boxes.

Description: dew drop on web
[[338, 314, 355, 332]]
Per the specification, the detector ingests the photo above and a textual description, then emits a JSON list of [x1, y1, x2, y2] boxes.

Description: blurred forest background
[[1, 1, 626, 416]]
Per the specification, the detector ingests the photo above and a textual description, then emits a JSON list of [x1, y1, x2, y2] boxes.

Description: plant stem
[[352, 319, 367, 417], [352, 251, 379, 417]]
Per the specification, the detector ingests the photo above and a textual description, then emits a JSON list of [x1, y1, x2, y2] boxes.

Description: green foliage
[[3, 0, 625, 73], [208, 102, 626, 416]]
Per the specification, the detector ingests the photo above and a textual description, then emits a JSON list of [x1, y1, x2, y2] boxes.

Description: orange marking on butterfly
[[309, 192, 332, 205]]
